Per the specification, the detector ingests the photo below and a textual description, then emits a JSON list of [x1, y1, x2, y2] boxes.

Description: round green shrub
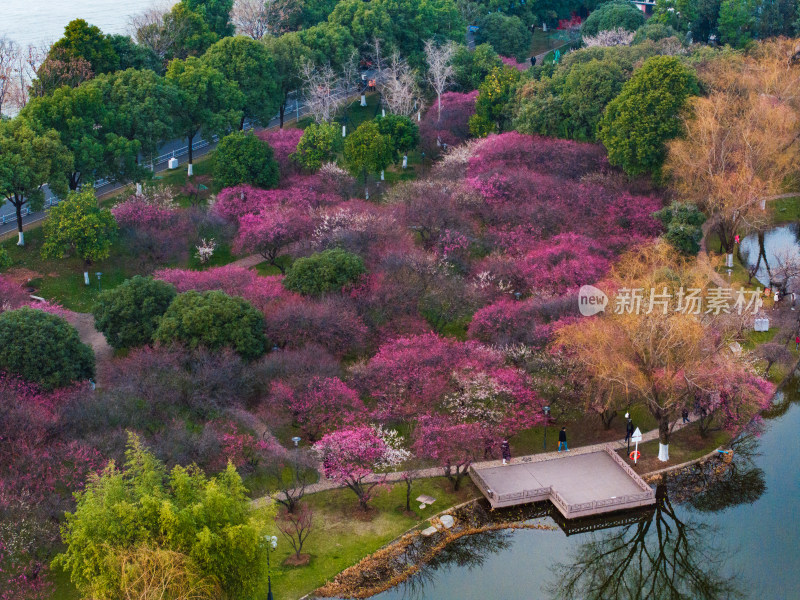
[[283, 249, 366, 296]]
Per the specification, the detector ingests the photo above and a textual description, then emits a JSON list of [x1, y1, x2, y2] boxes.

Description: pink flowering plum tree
[[419, 91, 477, 155], [694, 365, 774, 438], [257, 128, 303, 174], [262, 297, 368, 357], [354, 333, 504, 421], [468, 297, 577, 348], [313, 426, 409, 510], [271, 376, 365, 441], [412, 416, 486, 490], [233, 205, 314, 273], [154, 265, 292, 312]]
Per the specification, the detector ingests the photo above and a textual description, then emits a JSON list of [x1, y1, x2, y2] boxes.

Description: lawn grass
[[1, 227, 136, 312], [769, 195, 800, 223], [264, 477, 478, 600]]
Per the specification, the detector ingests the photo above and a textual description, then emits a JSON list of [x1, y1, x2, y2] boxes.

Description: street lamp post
[[96, 272, 103, 293], [265, 534, 277, 600], [543, 406, 550, 450]]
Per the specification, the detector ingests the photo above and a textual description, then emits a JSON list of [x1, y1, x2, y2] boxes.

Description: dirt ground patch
[[64, 312, 113, 366], [3, 267, 43, 287]]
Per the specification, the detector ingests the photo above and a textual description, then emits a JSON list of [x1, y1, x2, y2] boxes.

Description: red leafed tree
[[313, 426, 408, 510], [233, 205, 313, 273], [271, 376, 365, 441], [412, 416, 486, 490]]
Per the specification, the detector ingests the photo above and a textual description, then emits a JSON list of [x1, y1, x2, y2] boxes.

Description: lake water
[[369, 375, 800, 600], [1, 0, 175, 46], [740, 224, 800, 288]]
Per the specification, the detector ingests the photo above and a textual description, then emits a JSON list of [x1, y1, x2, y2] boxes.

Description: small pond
[[739, 224, 800, 288], [362, 374, 800, 600]]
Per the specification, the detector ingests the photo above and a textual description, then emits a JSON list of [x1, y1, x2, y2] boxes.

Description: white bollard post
[[84, 272, 90, 286], [187, 163, 193, 177], [402, 155, 408, 169], [342, 125, 346, 137], [380, 170, 385, 181], [361, 94, 367, 107]]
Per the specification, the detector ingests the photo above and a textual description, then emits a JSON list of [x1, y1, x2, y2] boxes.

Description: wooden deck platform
[[469, 446, 655, 519]]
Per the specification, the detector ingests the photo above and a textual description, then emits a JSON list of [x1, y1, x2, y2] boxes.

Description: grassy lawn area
[[1, 227, 136, 312], [264, 477, 478, 600], [618, 421, 731, 475], [530, 29, 564, 56], [769, 195, 800, 223]]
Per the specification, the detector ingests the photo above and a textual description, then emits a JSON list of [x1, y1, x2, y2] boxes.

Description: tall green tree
[[262, 33, 310, 127], [203, 36, 280, 129], [294, 122, 342, 171], [581, 0, 646, 36], [49, 18, 119, 75], [375, 114, 420, 162], [213, 131, 279, 188], [41, 189, 118, 266], [154, 290, 267, 360], [165, 57, 243, 173], [0, 119, 72, 246], [21, 84, 141, 189], [598, 56, 699, 177], [182, 0, 235, 38], [718, 0, 757, 47], [93, 276, 177, 350], [89, 68, 180, 168], [53, 433, 275, 600], [475, 13, 531, 61], [452, 43, 502, 92], [343, 121, 393, 183], [296, 23, 356, 69], [106, 34, 162, 72], [469, 65, 520, 136], [0, 308, 95, 389]]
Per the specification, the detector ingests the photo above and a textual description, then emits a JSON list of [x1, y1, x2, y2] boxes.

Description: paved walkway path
[[252, 413, 699, 507]]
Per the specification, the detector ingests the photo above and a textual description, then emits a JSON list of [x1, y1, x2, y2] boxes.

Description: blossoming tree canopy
[[314, 426, 409, 509]]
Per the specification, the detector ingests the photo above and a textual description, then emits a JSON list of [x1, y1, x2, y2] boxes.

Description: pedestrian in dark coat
[[501, 440, 511, 465], [558, 427, 568, 452], [624, 414, 634, 443], [682, 408, 690, 424]]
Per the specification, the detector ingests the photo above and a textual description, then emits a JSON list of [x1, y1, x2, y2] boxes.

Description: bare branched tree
[[231, 0, 285, 40], [424, 39, 456, 122], [380, 52, 421, 117], [129, 4, 177, 61], [11, 43, 46, 108], [340, 49, 361, 98], [276, 503, 314, 560], [0, 37, 19, 117], [301, 60, 345, 123]]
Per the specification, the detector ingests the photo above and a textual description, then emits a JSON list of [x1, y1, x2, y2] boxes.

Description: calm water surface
[[1, 0, 175, 46], [740, 224, 800, 288], [370, 376, 800, 600]]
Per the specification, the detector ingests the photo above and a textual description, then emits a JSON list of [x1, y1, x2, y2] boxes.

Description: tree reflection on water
[[548, 436, 768, 600]]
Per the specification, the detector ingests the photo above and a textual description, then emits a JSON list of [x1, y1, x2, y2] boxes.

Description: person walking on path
[[624, 413, 634, 444], [558, 427, 569, 452], [501, 440, 511, 465], [682, 408, 690, 424], [795, 335, 799, 350]]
